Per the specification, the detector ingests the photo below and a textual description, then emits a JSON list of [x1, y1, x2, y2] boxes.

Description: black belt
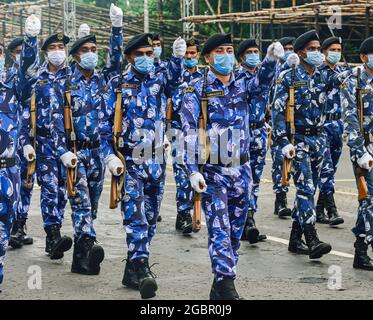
[[70, 140, 100, 151], [0, 157, 16, 169], [325, 113, 342, 121], [250, 120, 265, 130], [295, 126, 323, 136], [36, 127, 51, 138], [207, 154, 249, 168]]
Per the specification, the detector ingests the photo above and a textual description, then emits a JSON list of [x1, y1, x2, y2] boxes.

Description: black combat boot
[[274, 192, 292, 218], [175, 212, 193, 234], [325, 193, 344, 226], [45, 225, 72, 260], [122, 256, 139, 289], [175, 213, 184, 231], [303, 224, 332, 259], [9, 219, 24, 249], [133, 258, 158, 299], [316, 192, 329, 224], [209, 278, 243, 300], [71, 236, 104, 275], [241, 211, 259, 244], [157, 215, 162, 222], [288, 221, 309, 255], [353, 237, 373, 271]]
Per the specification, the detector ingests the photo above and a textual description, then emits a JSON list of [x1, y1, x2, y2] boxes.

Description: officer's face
[[299, 40, 321, 59], [324, 43, 342, 55], [284, 44, 294, 52], [74, 42, 97, 62], [47, 42, 65, 52], [204, 45, 234, 65], [240, 47, 259, 62], [184, 46, 200, 60], [153, 40, 161, 48], [10, 45, 22, 61], [127, 47, 154, 65], [360, 52, 372, 64]]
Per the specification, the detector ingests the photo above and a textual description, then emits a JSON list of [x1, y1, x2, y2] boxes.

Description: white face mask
[[47, 50, 66, 67]]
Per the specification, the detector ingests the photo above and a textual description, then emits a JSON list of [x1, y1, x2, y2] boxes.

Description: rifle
[[281, 66, 296, 186], [355, 67, 371, 201], [193, 66, 209, 233], [26, 91, 37, 189], [64, 68, 77, 198], [109, 76, 126, 209]]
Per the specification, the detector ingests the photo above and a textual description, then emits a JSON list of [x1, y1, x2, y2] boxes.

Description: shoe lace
[[147, 263, 159, 279]]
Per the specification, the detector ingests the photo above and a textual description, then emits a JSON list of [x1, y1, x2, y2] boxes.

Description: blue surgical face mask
[[245, 53, 261, 68], [304, 50, 324, 67], [367, 55, 373, 70], [212, 53, 235, 75], [79, 52, 98, 71], [326, 51, 341, 65], [283, 50, 294, 61], [184, 58, 198, 69], [0, 58, 5, 72], [154, 47, 162, 59], [134, 55, 154, 74]]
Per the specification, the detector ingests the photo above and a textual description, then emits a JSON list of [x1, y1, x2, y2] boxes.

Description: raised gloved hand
[[60, 151, 77, 169], [282, 144, 295, 160], [23, 145, 36, 162], [286, 53, 300, 68], [78, 24, 90, 39], [190, 172, 207, 193], [105, 154, 124, 176], [267, 41, 285, 61], [173, 37, 187, 59], [357, 152, 373, 171], [110, 3, 123, 28], [25, 14, 41, 37]]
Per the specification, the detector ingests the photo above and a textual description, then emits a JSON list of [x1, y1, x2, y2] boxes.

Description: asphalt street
[[1, 144, 373, 300]]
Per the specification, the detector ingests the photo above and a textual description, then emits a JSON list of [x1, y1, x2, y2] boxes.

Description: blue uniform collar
[[73, 65, 99, 82], [127, 66, 156, 82], [208, 69, 236, 87]]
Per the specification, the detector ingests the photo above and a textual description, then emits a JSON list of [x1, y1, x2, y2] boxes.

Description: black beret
[[359, 37, 373, 54], [152, 33, 160, 41], [8, 37, 23, 52], [41, 33, 70, 51], [124, 33, 153, 55], [321, 37, 342, 52], [186, 38, 200, 48], [236, 39, 258, 57], [279, 36, 295, 47], [294, 30, 320, 52], [69, 34, 96, 55], [201, 33, 232, 55]]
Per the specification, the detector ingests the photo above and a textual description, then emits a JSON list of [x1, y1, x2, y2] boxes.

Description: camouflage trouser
[[318, 120, 343, 195], [291, 135, 327, 227], [70, 148, 105, 242], [202, 162, 252, 282], [122, 161, 166, 261], [16, 155, 33, 220], [352, 159, 373, 243], [248, 126, 267, 213], [0, 166, 21, 285], [271, 135, 289, 194]]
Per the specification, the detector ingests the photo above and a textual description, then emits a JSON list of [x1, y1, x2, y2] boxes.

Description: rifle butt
[[357, 173, 369, 201], [281, 159, 289, 186], [66, 168, 76, 198], [110, 175, 119, 209], [26, 161, 36, 189], [193, 193, 202, 233]]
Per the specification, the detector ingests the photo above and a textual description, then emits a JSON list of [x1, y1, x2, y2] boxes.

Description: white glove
[[267, 41, 285, 61], [265, 122, 272, 136], [105, 154, 124, 176], [163, 136, 171, 152], [110, 3, 123, 28], [78, 24, 90, 39], [60, 151, 77, 169], [282, 144, 295, 159], [357, 152, 373, 171], [25, 14, 41, 37], [190, 172, 207, 193], [173, 37, 187, 59], [286, 53, 300, 68], [23, 145, 36, 162]]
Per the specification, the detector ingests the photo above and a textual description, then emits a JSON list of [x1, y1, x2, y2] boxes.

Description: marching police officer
[[272, 30, 335, 259], [315, 37, 345, 226], [100, 33, 185, 299]]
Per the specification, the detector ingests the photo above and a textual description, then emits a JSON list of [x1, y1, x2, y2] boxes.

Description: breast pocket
[[0, 88, 18, 115]]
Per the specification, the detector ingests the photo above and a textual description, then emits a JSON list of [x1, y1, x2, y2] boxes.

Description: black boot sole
[[182, 223, 193, 235], [50, 237, 73, 260], [288, 246, 309, 255], [71, 246, 105, 275], [23, 237, 34, 245], [9, 237, 23, 249], [246, 227, 260, 244], [309, 243, 332, 259], [157, 216, 162, 222], [139, 278, 158, 299], [122, 278, 139, 290], [278, 208, 292, 218], [258, 234, 267, 242], [353, 263, 373, 271], [329, 218, 344, 226]]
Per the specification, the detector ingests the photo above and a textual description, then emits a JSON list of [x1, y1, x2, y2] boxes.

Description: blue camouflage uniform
[[50, 27, 123, 242], [181, 67, 277, 281], [235, 60, 275, 214], [169, 67, 203, 218], [342, 67, 373, 243], [0, 36, 38, 285], [100, 56, 183, 261], [318, 63, 345, 195], [272, 63, 337, 227]]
